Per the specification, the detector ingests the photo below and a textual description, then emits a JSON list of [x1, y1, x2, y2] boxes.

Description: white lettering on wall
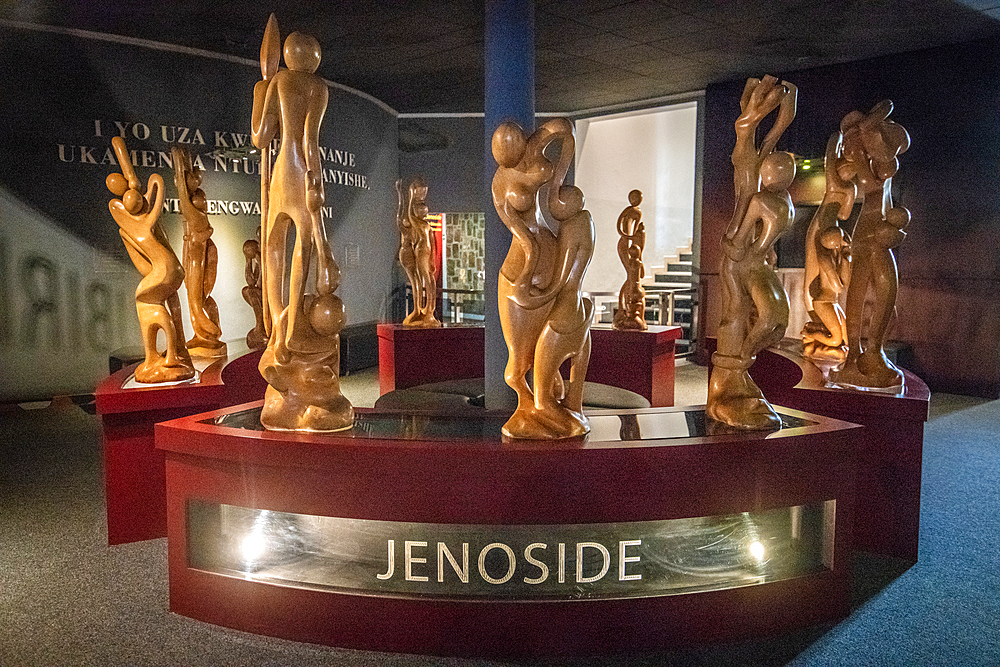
[[53, 119, 373, 199]]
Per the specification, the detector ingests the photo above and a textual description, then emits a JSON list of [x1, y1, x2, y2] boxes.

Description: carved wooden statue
[[250, 14, 353, 431], [241, 233, 267, 350], [172, 146, 226, 358], [492, 118, 595, 440], [613, 189, 647, 331], [828, 100, 910, 390], [801, 130, 856, 363], [707, 76, 797, 430], [106, 136, 195, 384], [395, 176, 440, 327]]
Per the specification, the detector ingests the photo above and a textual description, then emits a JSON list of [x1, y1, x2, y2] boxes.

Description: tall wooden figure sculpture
[[250, 15, 353, 432], [828, 100, 910, 390], [395, 176, 441, 327], [801, 130, 856, 363], [613, 189, 647, 331], [707, 76, 797, 430], [106, 136, 195, 384], [172, 146, 226, 358], [492, 118, 595, 440]]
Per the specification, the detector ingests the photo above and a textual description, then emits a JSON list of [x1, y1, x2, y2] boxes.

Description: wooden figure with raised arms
[[106, 136, 195, 384], [707, 75, 797, 430]]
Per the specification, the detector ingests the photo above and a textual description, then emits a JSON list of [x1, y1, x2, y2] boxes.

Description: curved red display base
[[747, 341, 930, 561], [157, 403, 861, 659], [96, 347, 267, 544]]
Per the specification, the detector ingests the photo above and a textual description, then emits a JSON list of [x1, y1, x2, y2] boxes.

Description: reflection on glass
[[203, 406, 815, 444], [187, 501, 835, 601]]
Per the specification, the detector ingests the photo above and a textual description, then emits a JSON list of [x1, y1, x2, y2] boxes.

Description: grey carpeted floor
[[1, 363, 998, 666]]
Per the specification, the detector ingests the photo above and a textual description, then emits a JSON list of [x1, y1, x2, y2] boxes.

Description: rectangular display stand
[[377, 323, 682, 406], [96, 347, 267, 544], [588, 325, 682, 407], [377, 323, 485, 394]]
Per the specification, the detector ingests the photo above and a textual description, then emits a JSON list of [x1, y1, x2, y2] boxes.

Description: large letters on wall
[[0, 23, 398, 399]]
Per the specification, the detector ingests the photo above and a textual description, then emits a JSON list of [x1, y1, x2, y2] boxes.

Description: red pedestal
[[378, 323, 682, 406], [739, 340, 930, 562], [377, 323, 485, 394], [96, 347, 267, 544], [157, 403, 858, 658], [588, 325, 682, 406]]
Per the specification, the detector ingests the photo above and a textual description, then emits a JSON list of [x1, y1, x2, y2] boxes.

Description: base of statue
[[156, 401, 859, 658], [95, 344, 267, 544]]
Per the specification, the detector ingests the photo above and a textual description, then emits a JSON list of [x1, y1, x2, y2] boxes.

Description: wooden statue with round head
[[492, 118, 595, 440], [172, 146, 226, 358], [613, 189, 647, 331], [827, 100, 911, 391], [250, 14, 353, 432], [396, 175, 441, 327]]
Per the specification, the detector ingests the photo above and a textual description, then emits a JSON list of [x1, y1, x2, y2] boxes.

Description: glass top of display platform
[[203, 405, 815, 444]]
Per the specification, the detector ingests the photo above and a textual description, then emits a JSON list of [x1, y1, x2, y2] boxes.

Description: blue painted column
[[484, 0, 534, 410]]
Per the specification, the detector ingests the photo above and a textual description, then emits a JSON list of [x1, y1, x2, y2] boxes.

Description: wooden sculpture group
[[707, 76, 911, 430], [105, 136, 228, 384], [707, 76, 798, 430], [104, 12, 911, 438], [395, 176, 440, 328]]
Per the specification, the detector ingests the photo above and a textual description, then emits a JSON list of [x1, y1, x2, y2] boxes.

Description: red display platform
[[377, 323, 682, 406], [156, 403, 859, 659], [739, 339, 930, 561], [96, 346, 267, 544], [589, 325, 682, 406], [377, 323, 484, 394]]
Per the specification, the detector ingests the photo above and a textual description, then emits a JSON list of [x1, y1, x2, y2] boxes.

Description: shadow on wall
[[0, 186, 139, 400]]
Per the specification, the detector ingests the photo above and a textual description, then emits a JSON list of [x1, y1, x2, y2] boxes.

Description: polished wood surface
[[492, 118, 595, 440], [396, 176, 441, 328], [708, 76, 797, 430], [802, 130, 856, 363], [251, 14, 353, 432], [173, 146, 226, 358], [612, 189, 647, 331], [241, 233, 267, 350], [828, 101, 911, 390], [106, 136, 195, 384]]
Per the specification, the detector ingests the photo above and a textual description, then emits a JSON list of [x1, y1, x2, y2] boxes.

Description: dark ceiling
[[3, 0, 999, 114]]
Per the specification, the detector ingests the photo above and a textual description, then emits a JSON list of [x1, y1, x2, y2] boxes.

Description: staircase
[[646, 240, 697, 357]]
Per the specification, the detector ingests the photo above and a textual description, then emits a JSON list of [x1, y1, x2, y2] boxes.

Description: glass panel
[[187, 501, 835, 601], [203, 406, 814, 443]]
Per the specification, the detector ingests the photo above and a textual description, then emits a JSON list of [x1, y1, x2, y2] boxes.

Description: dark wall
[[0, 24, 398, 399], [699, 37, 1000, 396], [398, 116, 485, 213]]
